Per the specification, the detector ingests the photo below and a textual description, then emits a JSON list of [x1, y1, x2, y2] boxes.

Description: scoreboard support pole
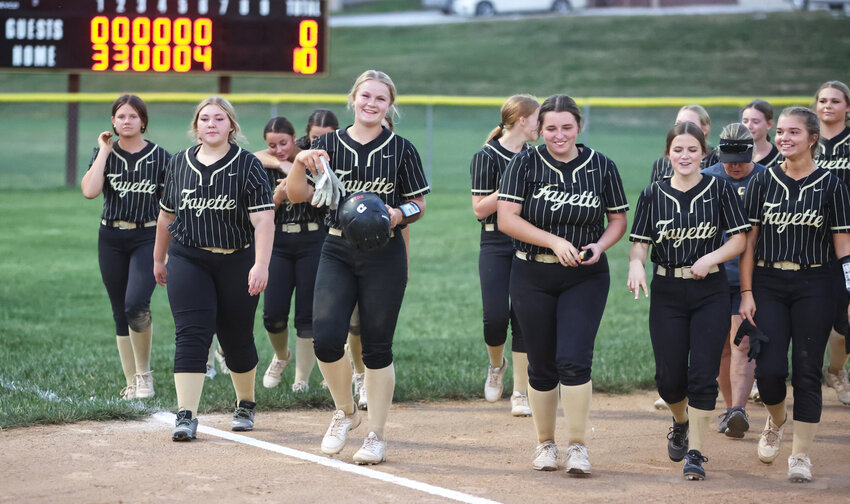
[[65, 73, 80, 188], [219, 75, 231, 94]]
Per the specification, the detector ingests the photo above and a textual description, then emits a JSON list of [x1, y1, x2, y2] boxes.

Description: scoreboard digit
[[1, 0, 327, 75]]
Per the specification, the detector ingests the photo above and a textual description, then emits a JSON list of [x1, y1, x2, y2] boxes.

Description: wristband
[[841, 255, 850, 294], [398, 201, 421, 219]]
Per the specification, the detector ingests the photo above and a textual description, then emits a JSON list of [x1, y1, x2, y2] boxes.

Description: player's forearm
[[81, 151, 109, 199], [250, 210, 275, 267], [471, 192, 498, 220], [498, 208, 561, 251], [594, 213, 627, 253], [395, 196, 426, 227], [738, 227, 759, 291], [629, 242, 649, 265], [704, 233, 747, 267], [286, 159, 310, 203], [153, 210, 175, 262]]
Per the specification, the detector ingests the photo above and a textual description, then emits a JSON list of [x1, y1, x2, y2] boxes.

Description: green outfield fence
[[0, 93, 811, 191]]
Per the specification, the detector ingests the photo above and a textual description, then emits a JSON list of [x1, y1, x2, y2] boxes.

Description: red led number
[[293, 20, 318, 75], [90, 16, 214, 72]]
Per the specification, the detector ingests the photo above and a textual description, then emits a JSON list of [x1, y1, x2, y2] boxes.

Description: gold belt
[[756, 260, 822, 271], [483, 223, 495, 232], [199, 244, 250, 255], [101, 219, 156, 230], [280, 222, 320, 233], [515, 251, 559, 263], [657, 264, 720, 279], [329, 227, 394, 238]]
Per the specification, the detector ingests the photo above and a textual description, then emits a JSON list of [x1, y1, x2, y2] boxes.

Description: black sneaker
[[683, 449, 708, 480], [717, 408, 731, 434], [172, 410, 198, 442], [667, 419, 689, 462], [724, 406, 749, 439], [231, 400, 256, 432]]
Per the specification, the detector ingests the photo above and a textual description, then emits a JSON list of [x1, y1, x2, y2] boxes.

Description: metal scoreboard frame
[[1, 0, 328, 75]]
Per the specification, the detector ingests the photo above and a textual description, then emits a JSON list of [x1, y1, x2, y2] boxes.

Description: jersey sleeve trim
[[498, 193, 523, 203], [402, 186, 430, 198], [831, 225, 850, 232], [726, 223, 751, 235], [471, 189, 493, 195], [160, 201, 175, 213], [606, 203, 630, 212], [629, 233, 652, 243], [248, 203, 275, 212]]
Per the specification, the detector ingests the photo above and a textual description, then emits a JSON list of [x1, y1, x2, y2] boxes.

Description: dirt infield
[[2, 389, 849, 503]]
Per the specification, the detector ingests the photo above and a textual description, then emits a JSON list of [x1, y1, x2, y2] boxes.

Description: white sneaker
[[321, 379, 329, 389], [120, 384, 136, 400], [353, 373, 367, 410], [353, 432, 386, 465], [484, 357, 507, 402], [204, 365, 217, 380], [510, 391, 532, 417], [788, 453, 812, 482], [215, 349, 230, 375], [291, 380, 309, 393], [532, 440, 558, 471], [263, 353, 291, 388], [758, 416, 785, 463], [565, 443, 592, 475], [320, 407, 361, 455], [134, 371, 155, 398], [654, 397, 668, 410], [825, 369, 850, 405]]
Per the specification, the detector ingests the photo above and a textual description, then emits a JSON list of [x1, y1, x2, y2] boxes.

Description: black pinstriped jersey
[[265, 169, 326, 226], [650, 147, 720, 183], [630, 176, 750, 268], [312, 126, 430, 229], [498, 144, 630, 255], [90, 141, 170, 223], [745, 166, 850, 265], [469, 139, 528, 228], [160, 144, 274, 249], [755, 144, 782, 169], [817, 126, 850, 187]]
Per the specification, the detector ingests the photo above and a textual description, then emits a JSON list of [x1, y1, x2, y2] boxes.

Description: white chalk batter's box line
[[153, 412, 502, 504]]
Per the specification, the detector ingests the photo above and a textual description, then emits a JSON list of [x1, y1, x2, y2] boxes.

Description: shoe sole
[[232, 425, 254, 432], [758, 452, 779, 464], [532, 463, 558, 471], [566, 468, 591, 477], [725, 416, 749, 439], [135, 391, 155, 399], [172, 432, 195, 442], [684, 472, 705, 480], [788, 474, 811, 483], [321, 416, 362, 455], [512, 410, 532, 417], [354, 457, 386, 465]]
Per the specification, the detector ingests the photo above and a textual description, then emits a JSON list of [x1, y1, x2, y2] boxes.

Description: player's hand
[[387, 205, 403, 228], [273, 178, 288, 205], [97, 131, 114, 152], [627, 260, 649, 299], [578, 243, 602, 266], [295, 149, 329, 175], [551, 238, 579, 267], [153, 260, 167, 286], [689, 256, 714, 280], [739, 292, 756, 326], [248, 264, 268, 296]]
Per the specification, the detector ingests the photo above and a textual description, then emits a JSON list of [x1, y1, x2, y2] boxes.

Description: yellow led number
[[292, 20, 318, 75], [90, 16, 213, 72]]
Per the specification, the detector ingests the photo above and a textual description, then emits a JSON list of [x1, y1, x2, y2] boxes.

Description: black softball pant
[[649, 271, 729, 410], [312, 233, 407, 369], [510, 255, 609, 390], [753, 266, 833, 423], [97, 225, 156, 335], [478, 230, 524, 352], [829, 261, 850, 336], [166, 241, 260, 374], [263, 228, 324, 338]]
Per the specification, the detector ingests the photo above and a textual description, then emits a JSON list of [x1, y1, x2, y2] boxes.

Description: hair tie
[[498, 122, 505, 129]]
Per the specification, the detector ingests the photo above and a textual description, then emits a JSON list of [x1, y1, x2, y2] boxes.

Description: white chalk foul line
[[153, 412, 502, 504]]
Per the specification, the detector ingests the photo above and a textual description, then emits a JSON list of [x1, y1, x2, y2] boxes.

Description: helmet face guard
[[338, 192, 392, 252]]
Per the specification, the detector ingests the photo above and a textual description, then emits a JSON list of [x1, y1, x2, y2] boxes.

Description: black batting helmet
[[338, 192, 392, 252]]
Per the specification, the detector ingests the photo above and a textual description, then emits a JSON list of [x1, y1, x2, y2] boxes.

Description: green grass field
[[0, 10, 844, 428]]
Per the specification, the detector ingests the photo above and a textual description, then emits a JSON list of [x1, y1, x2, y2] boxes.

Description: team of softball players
[[82, 77, 850, 480]]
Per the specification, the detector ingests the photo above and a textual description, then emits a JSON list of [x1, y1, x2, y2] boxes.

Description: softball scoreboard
[[1, 0, 327, 74]]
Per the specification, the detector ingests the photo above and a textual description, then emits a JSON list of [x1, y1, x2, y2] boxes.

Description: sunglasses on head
[[718, 142, 753, 154]]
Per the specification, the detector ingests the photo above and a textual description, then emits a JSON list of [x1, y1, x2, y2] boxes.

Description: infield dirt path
[[2, 389, 849, 503]]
